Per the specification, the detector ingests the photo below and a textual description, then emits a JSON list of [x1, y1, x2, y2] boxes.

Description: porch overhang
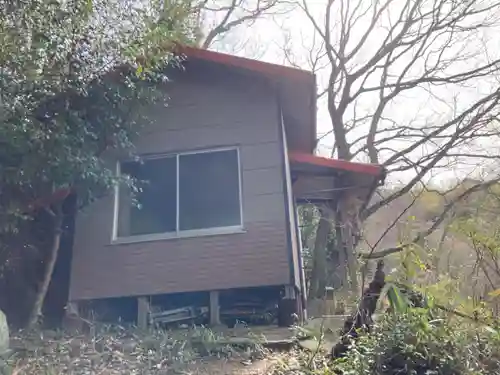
[[289, 152, 386, 205]]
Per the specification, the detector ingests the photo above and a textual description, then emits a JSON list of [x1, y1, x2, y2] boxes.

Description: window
[[115, 148, 242, 240]]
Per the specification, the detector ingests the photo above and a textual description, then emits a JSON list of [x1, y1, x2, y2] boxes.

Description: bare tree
[[284, 0, 500, 292], [180, 0, 292, 49]]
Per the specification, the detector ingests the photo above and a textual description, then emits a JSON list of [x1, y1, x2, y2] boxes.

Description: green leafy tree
[[0, 0, 197, 326]]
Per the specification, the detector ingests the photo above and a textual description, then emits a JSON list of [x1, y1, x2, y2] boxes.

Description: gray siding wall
[[69, 76, 291, 300]]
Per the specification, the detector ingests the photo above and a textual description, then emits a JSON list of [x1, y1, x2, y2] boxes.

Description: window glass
[[118, 156, 177, 236], [179, 149, 241, 231], [116, 148, 241, 238]]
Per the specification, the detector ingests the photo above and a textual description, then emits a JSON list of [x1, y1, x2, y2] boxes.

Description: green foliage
[[333, 230, 500, 375], [383, 283, 410, 313], [410, 180, 500, 222], [334, 308, 500, 375], [298, 205, 319, 280], [451, 193, 500, 311], [453, 214, 500, 254], [0, 0, 197, 232]]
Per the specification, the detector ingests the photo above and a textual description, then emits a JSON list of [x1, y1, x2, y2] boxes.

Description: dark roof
[[178, 47, 385, 181], [289, 152, 386, 204], [178, 46, 314, 82], [29, 47, 385, 209], [178, 46, 317, 154]]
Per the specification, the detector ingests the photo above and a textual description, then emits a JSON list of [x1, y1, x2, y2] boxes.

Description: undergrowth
[[332, 307, 500, 375], [1, 324, 267, 375]]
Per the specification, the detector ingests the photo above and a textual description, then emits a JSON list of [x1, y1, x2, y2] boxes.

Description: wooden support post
[[66, 301, 80, 316], [284, 285, 297, 299], [209, 291, 220, 326], [137, 297, 150, 330], [62, 301, 82, 333], [279, 286, 298, 327]]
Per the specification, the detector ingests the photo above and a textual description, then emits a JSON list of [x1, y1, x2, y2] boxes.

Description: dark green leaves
[[0, 0, 197, 233]]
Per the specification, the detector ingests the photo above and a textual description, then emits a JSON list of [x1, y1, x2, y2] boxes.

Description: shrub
[[333, 308, 500, 375]]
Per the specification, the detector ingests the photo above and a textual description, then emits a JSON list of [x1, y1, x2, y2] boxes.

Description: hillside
[[359, 183, 500, 299]]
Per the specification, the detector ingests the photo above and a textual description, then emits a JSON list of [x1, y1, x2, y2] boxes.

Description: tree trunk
[[344, 226, 359, 291], [27, 202, 64, 328], [334, 222, 348, 289], [308, 206, 331, 299], [334, 194, 360, 292], [331, 260, 385, 359]]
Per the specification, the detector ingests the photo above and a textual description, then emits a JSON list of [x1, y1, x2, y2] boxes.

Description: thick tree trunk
[[333, 222, 348, 289], [308, 206, 331, 299], [334, 194, 360, 292], [27, 202, 63, 328]]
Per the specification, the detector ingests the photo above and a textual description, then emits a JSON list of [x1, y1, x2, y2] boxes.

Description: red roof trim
[[177, 46, 314, 83], [289, 152, 383, 177]]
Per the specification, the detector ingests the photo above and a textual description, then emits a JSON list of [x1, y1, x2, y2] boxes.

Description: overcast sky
[[208, 0, 500, 186]]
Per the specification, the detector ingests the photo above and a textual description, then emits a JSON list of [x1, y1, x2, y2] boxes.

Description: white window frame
[[111, 146, 244, 244]]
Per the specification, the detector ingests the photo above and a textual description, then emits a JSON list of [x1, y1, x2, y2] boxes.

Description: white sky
[[208, 0, 500, 187]]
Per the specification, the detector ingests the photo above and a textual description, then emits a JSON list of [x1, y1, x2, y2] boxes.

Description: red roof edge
[[176, 45, 314, 83], [289, 152, 384, 177]]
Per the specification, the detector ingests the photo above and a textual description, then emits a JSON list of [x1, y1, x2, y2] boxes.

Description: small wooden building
[[68, 47, 385, 327]]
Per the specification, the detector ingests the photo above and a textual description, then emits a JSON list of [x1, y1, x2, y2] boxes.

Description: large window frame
[[111, 146, 244, 244]]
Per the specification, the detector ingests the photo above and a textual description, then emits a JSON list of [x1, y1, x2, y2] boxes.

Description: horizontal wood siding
[[69, 76, 291, 300]]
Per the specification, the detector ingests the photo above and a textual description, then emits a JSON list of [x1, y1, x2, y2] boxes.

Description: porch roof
[[289, 152, 386, 204], [289, 152, 383, 176]]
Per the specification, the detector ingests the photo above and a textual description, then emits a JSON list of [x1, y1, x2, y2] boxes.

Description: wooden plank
[[283, 285, 296, 299], [209, 291, 220, 326], [137, 297, 150, 330]]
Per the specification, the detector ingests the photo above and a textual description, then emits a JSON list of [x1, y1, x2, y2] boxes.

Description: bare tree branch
[[362, 90, 500, 220], [288, 0, 500, 286], [197, 0, 291, 49], [359, 177, 500, 259]]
